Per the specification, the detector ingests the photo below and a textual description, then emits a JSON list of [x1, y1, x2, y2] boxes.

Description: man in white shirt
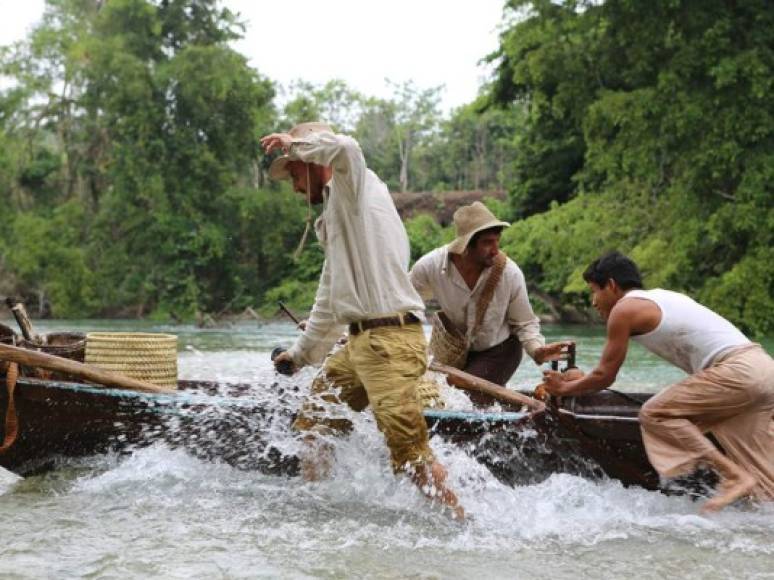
[[262, 122, 462, 518], [410, 202, 570, 404], [542, 251, 774, 512]]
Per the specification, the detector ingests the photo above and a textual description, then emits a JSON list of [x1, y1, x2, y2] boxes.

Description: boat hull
[[1, 377, 715, 494]]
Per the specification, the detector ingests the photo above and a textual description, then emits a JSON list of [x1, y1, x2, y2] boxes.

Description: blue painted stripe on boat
[[20, 379, 531, 422], [422, 409, 528, 422]]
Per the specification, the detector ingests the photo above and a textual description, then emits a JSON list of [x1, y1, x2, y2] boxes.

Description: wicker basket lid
[[85, 332, 178, 389]]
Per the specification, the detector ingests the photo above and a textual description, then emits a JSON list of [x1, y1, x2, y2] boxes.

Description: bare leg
[[410, 460, 465, 520], [701, 449, 757, 513], [299, 435, 334, 481]]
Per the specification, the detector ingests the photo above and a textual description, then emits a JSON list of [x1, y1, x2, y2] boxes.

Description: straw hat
[[268, 122, 334, 180], [447, 201, 510, 254]]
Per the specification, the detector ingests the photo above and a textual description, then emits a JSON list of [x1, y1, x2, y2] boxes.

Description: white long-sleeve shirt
[[409, 246, 545, 359], [285, 131, 425, 366]]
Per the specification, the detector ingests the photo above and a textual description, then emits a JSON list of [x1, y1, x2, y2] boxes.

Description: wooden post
[[4, 298, 38, 343]]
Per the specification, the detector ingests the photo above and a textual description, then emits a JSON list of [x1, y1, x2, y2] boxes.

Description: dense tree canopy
[[1, 0, 771, 337], [488, 0, 773, 335]]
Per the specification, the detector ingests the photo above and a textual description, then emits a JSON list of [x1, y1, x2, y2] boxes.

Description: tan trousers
[[639, 344, 774, 500], [292, 323, 435, 472]]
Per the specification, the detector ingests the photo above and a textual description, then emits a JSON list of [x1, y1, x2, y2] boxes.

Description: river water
[[1, 320, 772, 579]]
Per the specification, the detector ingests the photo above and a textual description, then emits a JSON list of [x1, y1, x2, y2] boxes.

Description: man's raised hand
[[260, 133, 292, 154]]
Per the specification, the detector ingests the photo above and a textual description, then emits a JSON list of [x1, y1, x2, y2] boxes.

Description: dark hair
[[583, 251, 643, 290], [468, 226, 504, 249]]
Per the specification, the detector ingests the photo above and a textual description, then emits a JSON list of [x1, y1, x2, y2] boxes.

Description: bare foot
[[701, 472, 756, 513], [411, 460, 465, 519], [450, 504, 466, 521], [299, 437, 333, 481]]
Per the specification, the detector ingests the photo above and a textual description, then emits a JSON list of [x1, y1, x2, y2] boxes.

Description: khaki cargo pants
[[292, 323, 436, 472]]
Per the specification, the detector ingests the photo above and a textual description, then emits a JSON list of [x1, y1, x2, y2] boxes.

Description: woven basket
[[85, 332, 178, 389], [428, 312, 469, 369], [40, 332, 86, 362]]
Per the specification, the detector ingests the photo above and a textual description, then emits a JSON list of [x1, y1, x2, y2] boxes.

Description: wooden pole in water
[[429, 361, 544, 413], [0, 343, 175, 394]]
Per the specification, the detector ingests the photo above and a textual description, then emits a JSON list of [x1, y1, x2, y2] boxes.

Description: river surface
[[1, 320, 772, 579]]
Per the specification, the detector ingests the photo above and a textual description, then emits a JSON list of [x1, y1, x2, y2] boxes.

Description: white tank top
[[623, 289, 750, 374]]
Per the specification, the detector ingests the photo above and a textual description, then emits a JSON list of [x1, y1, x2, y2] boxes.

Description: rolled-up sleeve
[[286, 258, 346, 366], [506, 267, 545, 361]]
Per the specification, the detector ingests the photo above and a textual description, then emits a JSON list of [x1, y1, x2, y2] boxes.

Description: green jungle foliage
[[1, 0, 771, 337], [489, 0, 774, 335]]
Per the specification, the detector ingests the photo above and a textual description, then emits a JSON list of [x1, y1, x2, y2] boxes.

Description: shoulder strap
[[470, 252, 507, 337]]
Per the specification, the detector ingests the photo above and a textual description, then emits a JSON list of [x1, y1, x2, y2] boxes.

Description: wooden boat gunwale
[[1, 373, 668, 487]]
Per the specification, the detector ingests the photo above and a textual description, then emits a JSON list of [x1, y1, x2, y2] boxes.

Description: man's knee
[[639, 397, 668, 427], [374, 399, 433, 470]]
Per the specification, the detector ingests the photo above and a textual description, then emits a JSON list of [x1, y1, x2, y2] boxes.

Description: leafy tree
[[490, 0, 774, 334], [387, 80, 443, 192]]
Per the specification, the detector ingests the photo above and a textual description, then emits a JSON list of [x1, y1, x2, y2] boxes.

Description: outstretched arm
[[543, 304, 633, 396]]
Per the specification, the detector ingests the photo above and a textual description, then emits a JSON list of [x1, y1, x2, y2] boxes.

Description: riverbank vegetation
[[1, 0, 771, 336]]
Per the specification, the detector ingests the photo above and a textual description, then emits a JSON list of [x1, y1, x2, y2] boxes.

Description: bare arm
[[543, 303, 635, 396]]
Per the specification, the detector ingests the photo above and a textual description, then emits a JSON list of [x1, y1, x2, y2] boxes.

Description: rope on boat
[[0, 363, 19, 454]]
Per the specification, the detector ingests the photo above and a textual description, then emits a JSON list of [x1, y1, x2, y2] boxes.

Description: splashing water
[[0, 320, 772, 578]]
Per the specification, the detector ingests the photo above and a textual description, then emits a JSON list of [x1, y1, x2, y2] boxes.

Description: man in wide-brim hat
[[261, 122, 463, 519], [410, 201, 572, 403]]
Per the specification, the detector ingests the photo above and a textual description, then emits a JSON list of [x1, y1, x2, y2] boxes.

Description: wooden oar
[[0, 343, 175, 394], [429, 361, 545, 413]]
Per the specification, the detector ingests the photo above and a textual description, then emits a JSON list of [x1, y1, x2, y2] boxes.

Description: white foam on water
[[171, 353, 774, 559], [0, 465, 22, 495], [5, 403, 767, 580], [4, 325, 771, 577]]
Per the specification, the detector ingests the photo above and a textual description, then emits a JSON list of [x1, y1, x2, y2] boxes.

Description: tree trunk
[[399, 132, 411, 192]]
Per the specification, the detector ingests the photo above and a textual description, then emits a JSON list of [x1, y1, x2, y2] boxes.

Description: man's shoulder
[[610, 296, 661, 333], [501, 256, 526, 283], [413, 246, 448, 270]]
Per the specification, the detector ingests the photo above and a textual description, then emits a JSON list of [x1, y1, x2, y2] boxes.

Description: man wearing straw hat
[[410, 202, 571, 405], [261, 123, 463, 519]]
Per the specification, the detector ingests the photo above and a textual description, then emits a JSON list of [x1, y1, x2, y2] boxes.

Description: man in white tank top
[[542, 251, 774, 512]]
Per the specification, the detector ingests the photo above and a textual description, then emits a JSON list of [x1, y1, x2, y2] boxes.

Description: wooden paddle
[[0, 343, 175, 394], [429, 361, 545, 413]]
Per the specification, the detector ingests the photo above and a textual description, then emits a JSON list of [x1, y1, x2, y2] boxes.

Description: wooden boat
[[1, 371, 713, 495], [0, 311, 714, 494]]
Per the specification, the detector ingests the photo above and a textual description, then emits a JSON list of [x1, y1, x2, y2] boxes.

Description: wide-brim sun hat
[[447, 201, 510, 254], [267, 121, 334, 180]]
